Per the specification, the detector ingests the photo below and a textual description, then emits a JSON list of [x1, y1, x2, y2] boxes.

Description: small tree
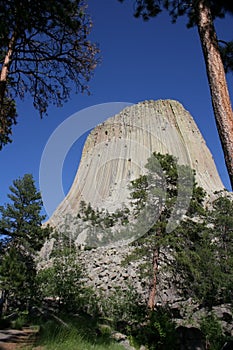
[[127, 152, 206, 310], [38, 228, 90, 313], [169, 189, 233, 307], [0, 174, 51, 312]]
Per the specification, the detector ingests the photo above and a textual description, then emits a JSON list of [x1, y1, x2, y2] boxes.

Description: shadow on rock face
[[176, 326, 205, 350], [221, 341, 233, 350]]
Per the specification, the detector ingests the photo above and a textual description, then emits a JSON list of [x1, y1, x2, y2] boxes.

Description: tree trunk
[[147, 246, 159, 310], [196, 0, 233, 189], [0, 32, 16, 105], [0, 32, 17, 146], [0, 290, 9, 316]]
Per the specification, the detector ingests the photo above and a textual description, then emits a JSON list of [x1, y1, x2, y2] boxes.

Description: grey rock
[[111, 332, 127, 341], [47, 99, 224, 231], [119, 339, 137, 350], [212, 305, 233, 322]]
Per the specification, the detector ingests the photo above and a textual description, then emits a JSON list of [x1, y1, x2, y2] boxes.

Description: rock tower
[[48, 99, 224, 228]]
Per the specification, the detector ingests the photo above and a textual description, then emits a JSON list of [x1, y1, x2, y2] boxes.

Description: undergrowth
[[34, 314, 125, 350]]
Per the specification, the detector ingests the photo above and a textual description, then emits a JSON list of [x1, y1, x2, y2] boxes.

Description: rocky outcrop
[[40, 100, 232, 347], [47, 100, 225, 228], [77, 245, 148, 298], [74, 245, 233, 338]]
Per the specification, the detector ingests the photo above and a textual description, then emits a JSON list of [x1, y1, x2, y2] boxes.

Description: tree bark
[[196, 0, 233, 189], [147, 246, 159, 310], [0, 31, 16, 105]]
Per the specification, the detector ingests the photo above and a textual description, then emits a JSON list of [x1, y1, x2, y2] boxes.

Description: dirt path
[[0, 327, 41, 350]]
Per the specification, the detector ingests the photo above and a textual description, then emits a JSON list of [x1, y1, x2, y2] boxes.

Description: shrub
[[129, 307, 178, 350], [200, 313, 226, 350]]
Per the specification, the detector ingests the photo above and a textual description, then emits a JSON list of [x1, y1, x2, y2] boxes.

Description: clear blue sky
[[0, 0, 232, 219]]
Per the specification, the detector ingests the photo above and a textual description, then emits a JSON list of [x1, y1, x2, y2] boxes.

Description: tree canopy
[[0, 0, 99, 149], [0, 174, 51, 312], [120, 0, 233, 22]]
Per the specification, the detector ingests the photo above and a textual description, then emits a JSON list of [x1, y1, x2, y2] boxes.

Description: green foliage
[[76, 201, 130, 247], [128, 307, 178, 350], [200, 313, 226, 350], [0, 0, 99, 149], [36, 317, 125, 350], [98, 324, 112, 337], [98, 285, 146, 330], [11, 311, 28, 330], [0, 173, 51, 251], [130, 152, 201, 220], [186, 184, 206, 216], [175, 227, 219, 305], [119, 0, 233, 25], [0, 96, 17, 149], [209, 193, 233, 302], [78, 152, 233, 317], [125, 153, 233, 310], [0, 174, 51, 312], [175, 192, 233, 306], [38, 254, 81, 311], [130, 174, 148, 213], [126, 153, 205, 290], [78, 201, 130, 229], [38, 229, 97, 314], [0, 247, 37, 308]]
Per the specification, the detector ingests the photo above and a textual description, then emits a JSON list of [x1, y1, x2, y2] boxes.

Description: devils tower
[[48, 99, 224, 228]]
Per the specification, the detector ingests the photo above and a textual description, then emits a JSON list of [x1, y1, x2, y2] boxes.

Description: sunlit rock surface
[[48, 99, 224, 227]]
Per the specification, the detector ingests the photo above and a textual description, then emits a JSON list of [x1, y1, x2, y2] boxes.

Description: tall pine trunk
[[196, 0, 233, 189], [0, 32, 16, 105], [0, 31, 17, 144], [147, 246, 159, 310]]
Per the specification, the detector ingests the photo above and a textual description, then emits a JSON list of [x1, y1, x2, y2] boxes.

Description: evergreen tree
[[127, 152, 206, 310], [0, 174, 51, 312], [119, 0, 233, 188], [171, 191, 233, 307], [128, 154, 233, 309], [0, 0, 99, 149]]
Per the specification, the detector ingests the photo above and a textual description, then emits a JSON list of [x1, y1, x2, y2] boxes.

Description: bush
[[98, 285, 146, 331], [200, 313, 226, 350], [128, 307, 178, 350]]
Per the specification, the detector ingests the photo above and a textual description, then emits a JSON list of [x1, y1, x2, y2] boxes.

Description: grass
[[32, 313, 126, 350]]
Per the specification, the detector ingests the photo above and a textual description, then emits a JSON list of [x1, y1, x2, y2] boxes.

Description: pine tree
[[127, 152, 206, 310], [0, 0, 99, 149], [0, 174, 51, 313], [129, 155, 233, 308], [174, 191, 233, 306]]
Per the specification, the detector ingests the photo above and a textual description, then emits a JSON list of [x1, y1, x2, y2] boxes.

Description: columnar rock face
[[41, 100, 233, 339], [48, 99, 224, 228]]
